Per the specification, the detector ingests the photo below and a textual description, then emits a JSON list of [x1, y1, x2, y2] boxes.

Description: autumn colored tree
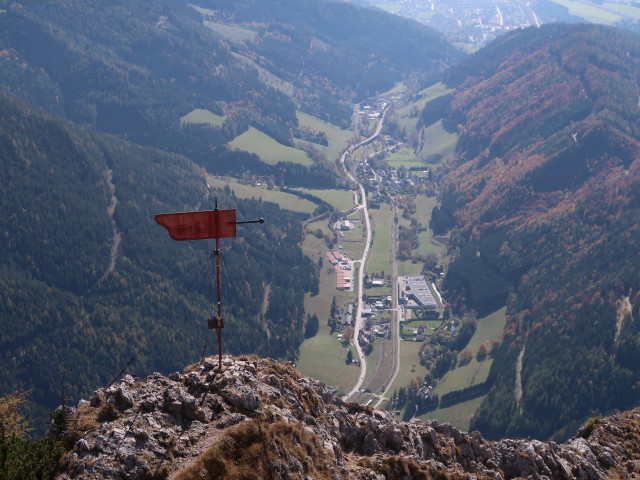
[[459, 348, 473, 366], [0, 390, 31, 441], [343, 326, 355, 344], [476, 342, 489, 361]]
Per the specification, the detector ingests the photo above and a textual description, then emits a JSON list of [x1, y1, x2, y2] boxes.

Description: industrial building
[[404, 275, 437, 309]]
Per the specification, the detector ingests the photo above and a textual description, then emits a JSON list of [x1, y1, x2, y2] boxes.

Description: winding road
[[341, 109, 387, 401]]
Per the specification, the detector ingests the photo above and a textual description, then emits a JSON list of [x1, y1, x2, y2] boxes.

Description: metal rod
[[232, 218, 264, 225], [214, 201, 223, 368]]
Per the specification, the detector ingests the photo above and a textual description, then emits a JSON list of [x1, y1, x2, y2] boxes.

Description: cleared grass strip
[[228, 127, 312, 166], [207, 176, 316, 213], [180, 108, 224, 127]]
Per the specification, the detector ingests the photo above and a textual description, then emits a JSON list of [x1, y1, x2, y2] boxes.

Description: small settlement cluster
[[325, 250, 353, 290]]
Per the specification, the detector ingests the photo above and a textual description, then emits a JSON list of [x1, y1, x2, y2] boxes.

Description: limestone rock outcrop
[[55, 356, 640, 479]]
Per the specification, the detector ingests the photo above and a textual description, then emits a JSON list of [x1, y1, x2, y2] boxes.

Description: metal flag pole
[[155, 200, 263, 369], [208, 200, 224, 369]]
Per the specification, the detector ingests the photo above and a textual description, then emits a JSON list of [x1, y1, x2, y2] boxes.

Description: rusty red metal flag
[[154, 209, 236, 241]]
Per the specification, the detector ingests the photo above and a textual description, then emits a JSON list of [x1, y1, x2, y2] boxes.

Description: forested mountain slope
[[0, 0, 460, 430], [0, 0, 459, 187], [430, 24, 640, 439], [195, 0, 459, 115], [0, 93, 317, 429]]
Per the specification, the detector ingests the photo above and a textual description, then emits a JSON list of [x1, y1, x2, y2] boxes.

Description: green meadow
[[411, 194, 449, 259], [398, 260, 422, 276], [385, 149, 422, 169], [297, 333, 360, 395], [390, 82, 457, 166], [203, 20, 258, 42], [380, 82, 408, 96], [420, 396, 486, 431], [604, 2, 640, 18], [180, 108, 225, 127], [206, 176, 316, 214], [548, 0, 622, 23], [367, 203, 393, 275], [419, 120, 458, 164], [298, 231, 358, 394], [228, 127, 313, 166], [296, 111, 353, 162], [295, 188, 354, 211], [387, 339, 431, 396], [395, 82, 451, 121], [432, 308, 507, 398], [340, 210, 366, 260]]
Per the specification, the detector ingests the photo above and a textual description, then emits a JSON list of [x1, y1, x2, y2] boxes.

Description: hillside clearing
[[420, 395, 486, 431], [419, 121, 458, 164], [228, 127, 312, 166], [296, 111, 352, 162], [548, 0, 621, 23], [294, 188, 354, 211], [432, 308, 507, 398], [180, 108, 224, 127], [206, 176, 316, 213]]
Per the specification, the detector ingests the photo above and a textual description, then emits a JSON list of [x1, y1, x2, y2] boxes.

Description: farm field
[[432, 308, 507, 397], [386, 149, 422, 169], [420, 396, 486, 431], [203, 20, 258, 42], [296, 112, 353, 162], [298, 233, 357, 394], [206, 176, 316, 214], [548, 0, 621, 23], [387, 340, 431, 396], [367, 203, 393, 275], [340, 211, 366, 260], [419, 120, 458, 164], [228, 127, 312, 166], [604, 2, 640, 17], [297, 334, 359, 395], [398, 260, 422, 276], [295, 188, 354, 211], [180, 108, 224, 127]]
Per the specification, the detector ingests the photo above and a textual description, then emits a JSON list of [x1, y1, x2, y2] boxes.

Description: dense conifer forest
[[0, 93, 317, 429]]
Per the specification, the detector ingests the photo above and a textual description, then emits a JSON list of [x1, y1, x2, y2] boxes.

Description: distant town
[[359, 0, 538, 47]]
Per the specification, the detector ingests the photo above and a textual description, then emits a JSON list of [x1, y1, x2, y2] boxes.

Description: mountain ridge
[[55, 355, 640, 479]]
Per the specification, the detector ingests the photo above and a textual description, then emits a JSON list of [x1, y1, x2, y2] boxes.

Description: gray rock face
[[56, 356, 639, 480]]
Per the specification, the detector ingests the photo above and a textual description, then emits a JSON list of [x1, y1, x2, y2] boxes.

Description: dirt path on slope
[[99, 169, 121, 282]]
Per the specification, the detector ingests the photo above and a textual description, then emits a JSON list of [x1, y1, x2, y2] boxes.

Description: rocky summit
[[56, 356, 640, 480]]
